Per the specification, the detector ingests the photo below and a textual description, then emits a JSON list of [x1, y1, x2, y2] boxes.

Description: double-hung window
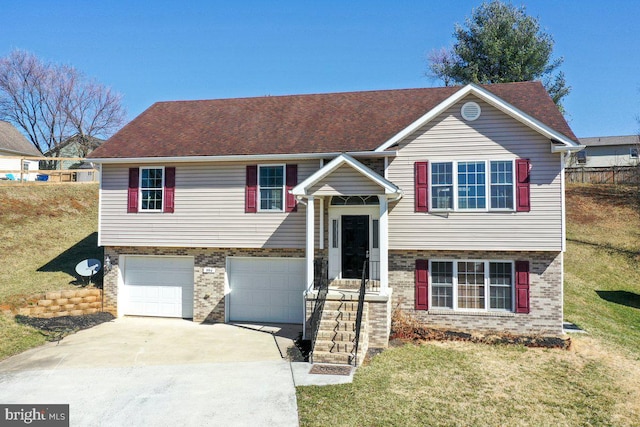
[[429, 260, 514, 312], [490, 161, 513, 209], [430, 160, 514, 211], [140, 167, 164, 211], [258, 165, 284, 211]]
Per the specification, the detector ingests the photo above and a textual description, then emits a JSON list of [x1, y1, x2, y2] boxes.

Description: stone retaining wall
[[16, 289, 103, 318]]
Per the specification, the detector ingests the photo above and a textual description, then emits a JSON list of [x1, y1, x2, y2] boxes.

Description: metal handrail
[[309, 257, 328, 363], [352, 254, 369, 366]]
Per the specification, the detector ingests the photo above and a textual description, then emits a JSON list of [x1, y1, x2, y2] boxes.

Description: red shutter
[[163, 167, 175, 213], [516, 159, 531, 212], [245, 165, 258, 213], [415, 161, 429, 212], [515, 260, 530, 313], [415, 259, 429, 310], [285, 164, 298, 212], [127, 168, 139, 213]]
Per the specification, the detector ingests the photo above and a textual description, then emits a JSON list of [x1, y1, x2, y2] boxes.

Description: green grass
[[563, 184, 640, 356], [298, 342, 637, 426], [298, 184, 640, 426], [0, 183, 100, 360]]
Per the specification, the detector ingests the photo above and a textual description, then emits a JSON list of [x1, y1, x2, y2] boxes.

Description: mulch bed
[[390, 327, 570, 349], [309, 364, 352, 376], [15, 312, 115, 342]]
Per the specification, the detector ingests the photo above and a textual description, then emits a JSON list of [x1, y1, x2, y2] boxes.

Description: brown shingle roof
[[0, 121, 41, 156], [88, 81, 577, 159]]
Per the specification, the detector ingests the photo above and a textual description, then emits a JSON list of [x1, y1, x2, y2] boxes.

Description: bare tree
[[0, 49, 126, 155]]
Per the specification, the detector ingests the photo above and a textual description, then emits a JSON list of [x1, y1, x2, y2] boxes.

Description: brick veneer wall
[[16, 289, 103, 318], [389, 250, 563, 335], [103, 247, 305, 322]]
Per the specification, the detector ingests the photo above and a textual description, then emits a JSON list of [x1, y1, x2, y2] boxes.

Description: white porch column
[[378, 195, 389, 295], [306, 196, 315, 291], [319, 197, 324, 250]]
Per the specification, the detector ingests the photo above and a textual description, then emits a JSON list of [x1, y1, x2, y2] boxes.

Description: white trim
[[97, 163, 103, 247], [306, 196, 315, 291], [292, 153, 401, 197], [139, 166, 165, 212], [88, 150, 398, 164], [257, 164, 285, 212], [561, 152, 568, 252], [429, 159, 517, 213], [378, 196, 389, 295], [319, 197, 324, 250], [428, 259, 515, 312], [375, 83, 582, 153]]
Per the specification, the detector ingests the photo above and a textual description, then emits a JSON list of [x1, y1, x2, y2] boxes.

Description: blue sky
[[2, 0, 639, 138]]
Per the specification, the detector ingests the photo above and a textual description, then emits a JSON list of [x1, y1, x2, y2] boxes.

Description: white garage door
[[228, 257, 306, 324], [123, 256, 194, 318]]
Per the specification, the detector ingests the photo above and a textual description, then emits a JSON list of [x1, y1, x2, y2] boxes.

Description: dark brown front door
[[341, 215, 369, 279]]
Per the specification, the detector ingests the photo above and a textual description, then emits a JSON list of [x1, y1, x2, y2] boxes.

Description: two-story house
[[88, 81, 581, 364]]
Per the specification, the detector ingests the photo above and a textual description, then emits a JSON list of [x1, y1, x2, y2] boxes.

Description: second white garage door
[[228, 257, 306, 324], [123, 256, 194, 318]]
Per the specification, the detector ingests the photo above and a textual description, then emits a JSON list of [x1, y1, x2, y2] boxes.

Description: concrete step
[[320, 310, 364, 321], [312, 350, 365, 366], [315, 330, 359, 342], [321, 301, 361, 311]]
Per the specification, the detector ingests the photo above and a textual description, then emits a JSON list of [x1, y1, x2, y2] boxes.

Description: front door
[[341, 215, 369, 279]]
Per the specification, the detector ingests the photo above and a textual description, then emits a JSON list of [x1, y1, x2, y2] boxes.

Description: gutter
[[87, 150, 398, 164]]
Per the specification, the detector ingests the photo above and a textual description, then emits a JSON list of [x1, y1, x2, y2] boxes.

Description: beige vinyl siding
[[308, 164, 384, 196], [388, 95, 563, 251], [100, 160, 320, 248]]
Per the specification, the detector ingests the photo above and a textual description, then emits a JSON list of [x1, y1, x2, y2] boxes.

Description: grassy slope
[[298, 184, 640, 426], [0, 183, 100, 359]]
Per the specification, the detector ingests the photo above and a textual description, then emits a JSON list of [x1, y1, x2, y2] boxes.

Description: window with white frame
[[576, 151, 587, 164], [431, 162, 453, 209], [490, 161, 514, 209], [631, 147, 639, 159], [258, 165, 284, 211], [429, 260, 514, 311], [140, 167, 164, 211], [431, 160, 515, 211]]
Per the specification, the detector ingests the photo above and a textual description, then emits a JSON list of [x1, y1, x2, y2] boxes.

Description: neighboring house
[[42, 135, 103, 182], [0, 121, 41, 181], [88, 81, 581, 362], [571, 135, 639, 167]]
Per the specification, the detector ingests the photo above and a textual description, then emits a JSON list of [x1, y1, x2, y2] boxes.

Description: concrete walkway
[[0, 317, 353, 426]]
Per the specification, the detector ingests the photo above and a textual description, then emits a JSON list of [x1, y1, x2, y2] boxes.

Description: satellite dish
[[75, 259, 102, 285]]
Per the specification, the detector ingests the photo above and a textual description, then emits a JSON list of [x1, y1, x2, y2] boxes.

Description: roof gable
[[88, 81, 578, 160], [292, 154, 400, 197], [0, 121, 41, 156]]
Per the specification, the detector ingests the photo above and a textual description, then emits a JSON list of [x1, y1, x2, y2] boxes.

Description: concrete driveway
[[0, 317, 301, 426]]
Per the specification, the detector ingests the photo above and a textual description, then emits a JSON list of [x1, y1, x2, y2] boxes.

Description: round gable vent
[[461, 101, 481, 121]]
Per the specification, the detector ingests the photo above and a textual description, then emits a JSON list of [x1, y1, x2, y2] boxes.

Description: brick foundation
[[389, 250, 563, 335], [103, 247, 304, 322]]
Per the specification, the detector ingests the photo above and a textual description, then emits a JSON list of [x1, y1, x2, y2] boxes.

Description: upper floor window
[[431, 160, 515, 211], [140, 167, 164, 211], [631, 147, 639, 159], [259, 165, 284, 211], [576, 151, 587, 164]]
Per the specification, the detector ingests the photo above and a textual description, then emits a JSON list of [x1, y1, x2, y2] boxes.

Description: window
[[372, 219, 379, 249], [431, 162, 453, 209], [140, 167, 164, 211], [258, 165, 284, 211], [429, 260, 514, 312], [430, 160, 515, 211], [576, 151, 587, 164], [490, 161, 513, 209], [330, 195, 379, 205], [631, 147, 639, 159], [457, 162, 486, 209], [431, 261, 453, 309], [332, 219, 339, 248]]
